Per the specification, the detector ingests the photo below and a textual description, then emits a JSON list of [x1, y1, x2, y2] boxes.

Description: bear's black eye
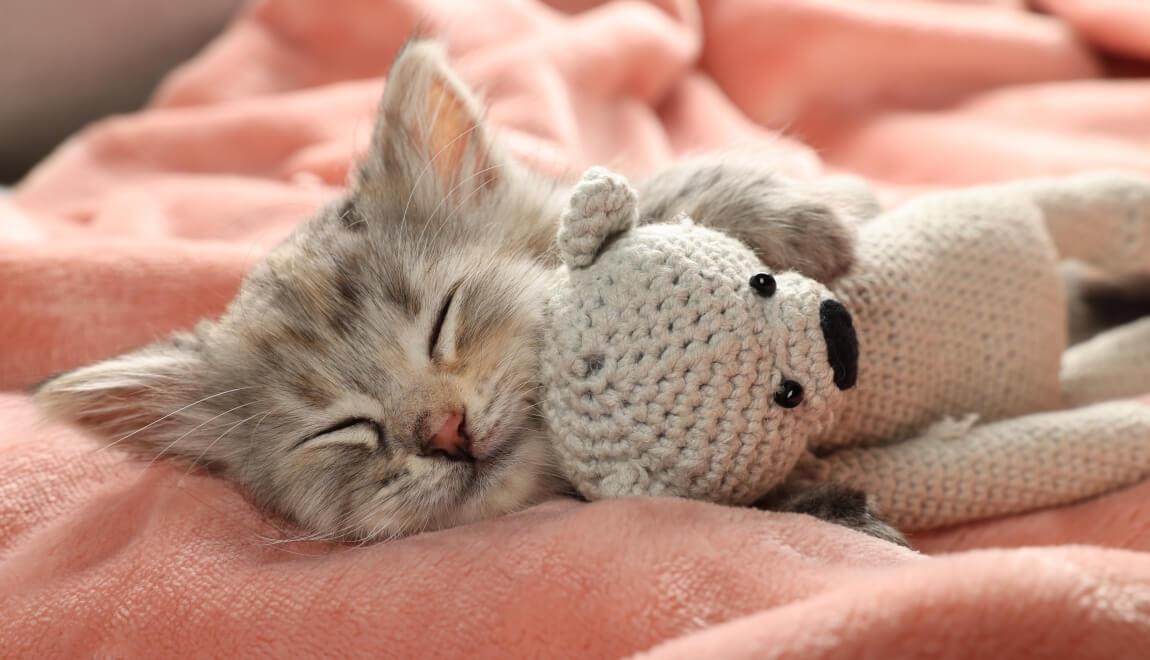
[[774, 380, 804, 408], [750, 273, 777, 298]]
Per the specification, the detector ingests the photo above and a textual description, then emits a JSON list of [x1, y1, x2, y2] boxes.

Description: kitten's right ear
[[558, 167, 638, 269], [357, 40, 504, 211], [34, 334, 210, 459]]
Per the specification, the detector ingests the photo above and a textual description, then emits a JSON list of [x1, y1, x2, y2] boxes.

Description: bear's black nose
[[819, 299, 858, 391]]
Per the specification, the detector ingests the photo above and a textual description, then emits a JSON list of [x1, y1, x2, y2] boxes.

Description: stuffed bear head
[[542, 167, 859, 505]]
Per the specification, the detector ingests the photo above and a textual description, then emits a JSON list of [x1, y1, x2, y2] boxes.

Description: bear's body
[[826, 190, 1066, 447], [545, 168, 1150, 531]]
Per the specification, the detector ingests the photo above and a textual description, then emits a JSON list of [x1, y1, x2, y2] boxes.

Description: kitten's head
[[35, 42, 565, 540]]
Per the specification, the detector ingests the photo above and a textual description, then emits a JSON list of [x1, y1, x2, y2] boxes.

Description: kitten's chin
[[339, 432, 558, 541], [454, 432, 558, 525]]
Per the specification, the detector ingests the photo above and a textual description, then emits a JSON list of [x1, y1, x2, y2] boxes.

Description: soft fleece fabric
[[4, 0, 1150, 657]]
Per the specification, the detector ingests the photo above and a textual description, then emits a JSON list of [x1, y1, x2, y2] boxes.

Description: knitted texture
[[824, 188, 1067, 447], [1062, 317, 1150, 407], [543, 168, 844, 504], [819, 401, 1150, 530], [819, 172, 1150, 528], [545, 168, 1150, 530], [555, 168, 640, 269]]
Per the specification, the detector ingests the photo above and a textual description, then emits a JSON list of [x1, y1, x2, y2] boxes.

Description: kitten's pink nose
[[427, 410, 473, 460]]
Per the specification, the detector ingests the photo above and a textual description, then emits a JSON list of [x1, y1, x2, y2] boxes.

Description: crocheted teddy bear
[[543, 166, 1150, 531]]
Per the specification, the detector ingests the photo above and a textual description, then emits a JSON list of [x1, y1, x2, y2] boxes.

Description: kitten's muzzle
[[819, 299, 858, 391]]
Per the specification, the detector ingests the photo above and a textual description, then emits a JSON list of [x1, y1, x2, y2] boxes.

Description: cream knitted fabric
[[818, 400, 1150, 530], [1061, 317, 1150, 408], [543, 168, 846, 505], [545, 168, 1150, 531], [824, 185, 1068, 447]]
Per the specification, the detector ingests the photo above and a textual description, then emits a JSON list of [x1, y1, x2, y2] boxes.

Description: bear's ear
[[557, 167, 638, 269]]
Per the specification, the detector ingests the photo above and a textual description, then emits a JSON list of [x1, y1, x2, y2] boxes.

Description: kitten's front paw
[[635, 158, 861, 283], [760, 199, 857, 284], [754, 482, 910, 548]]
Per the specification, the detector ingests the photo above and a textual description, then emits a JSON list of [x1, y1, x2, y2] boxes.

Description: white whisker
[[177, 408, 272, 487], [416, 163, 503, 252], [144, 401, 260, 470], [98, 386, 254, 454], [398, 120, 482, 232]]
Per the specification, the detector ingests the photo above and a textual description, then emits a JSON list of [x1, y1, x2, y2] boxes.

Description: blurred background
[[0, 0, 243, 183], [3, 0, 1148, 191]]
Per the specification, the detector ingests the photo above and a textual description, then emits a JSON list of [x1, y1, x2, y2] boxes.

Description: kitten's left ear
[[33, 334, 214, 462], [359, 40, 503, 206]]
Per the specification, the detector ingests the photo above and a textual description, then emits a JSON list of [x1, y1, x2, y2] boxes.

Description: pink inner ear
[[422, 79, 497, 191]]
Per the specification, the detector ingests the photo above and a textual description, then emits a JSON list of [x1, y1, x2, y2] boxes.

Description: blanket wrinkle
[[4, 0, 1150, 657]]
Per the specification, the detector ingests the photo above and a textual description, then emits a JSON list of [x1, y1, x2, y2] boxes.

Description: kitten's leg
[[753, 480, 910, 547], [561, 472, 909, 546], [636, 157, 875, 283], [1062, 317, 1150, 407]]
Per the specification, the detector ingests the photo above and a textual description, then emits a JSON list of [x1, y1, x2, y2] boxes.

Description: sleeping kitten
[[34, 41, 898, 543]]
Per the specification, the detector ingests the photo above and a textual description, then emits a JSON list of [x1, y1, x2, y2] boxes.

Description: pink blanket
[[4, 0, 1150, 656]]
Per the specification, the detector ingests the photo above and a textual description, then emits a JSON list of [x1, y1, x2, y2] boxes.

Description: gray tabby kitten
[[35, 41, 899, 544]]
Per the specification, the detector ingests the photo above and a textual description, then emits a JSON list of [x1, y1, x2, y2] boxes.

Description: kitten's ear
[[359, 40, 503, 208], [34, 334, 212, 461], [558, 167, 638, 269]]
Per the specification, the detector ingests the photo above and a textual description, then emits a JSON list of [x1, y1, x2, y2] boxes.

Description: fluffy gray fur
[[754, 482, 909, 547], [639, 155, 870, 283], [35, 40, 893, 543]]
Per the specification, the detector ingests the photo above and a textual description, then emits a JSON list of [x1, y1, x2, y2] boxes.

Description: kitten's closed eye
[[293, 418, 385, 451], [429, 282, 460, 361]]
